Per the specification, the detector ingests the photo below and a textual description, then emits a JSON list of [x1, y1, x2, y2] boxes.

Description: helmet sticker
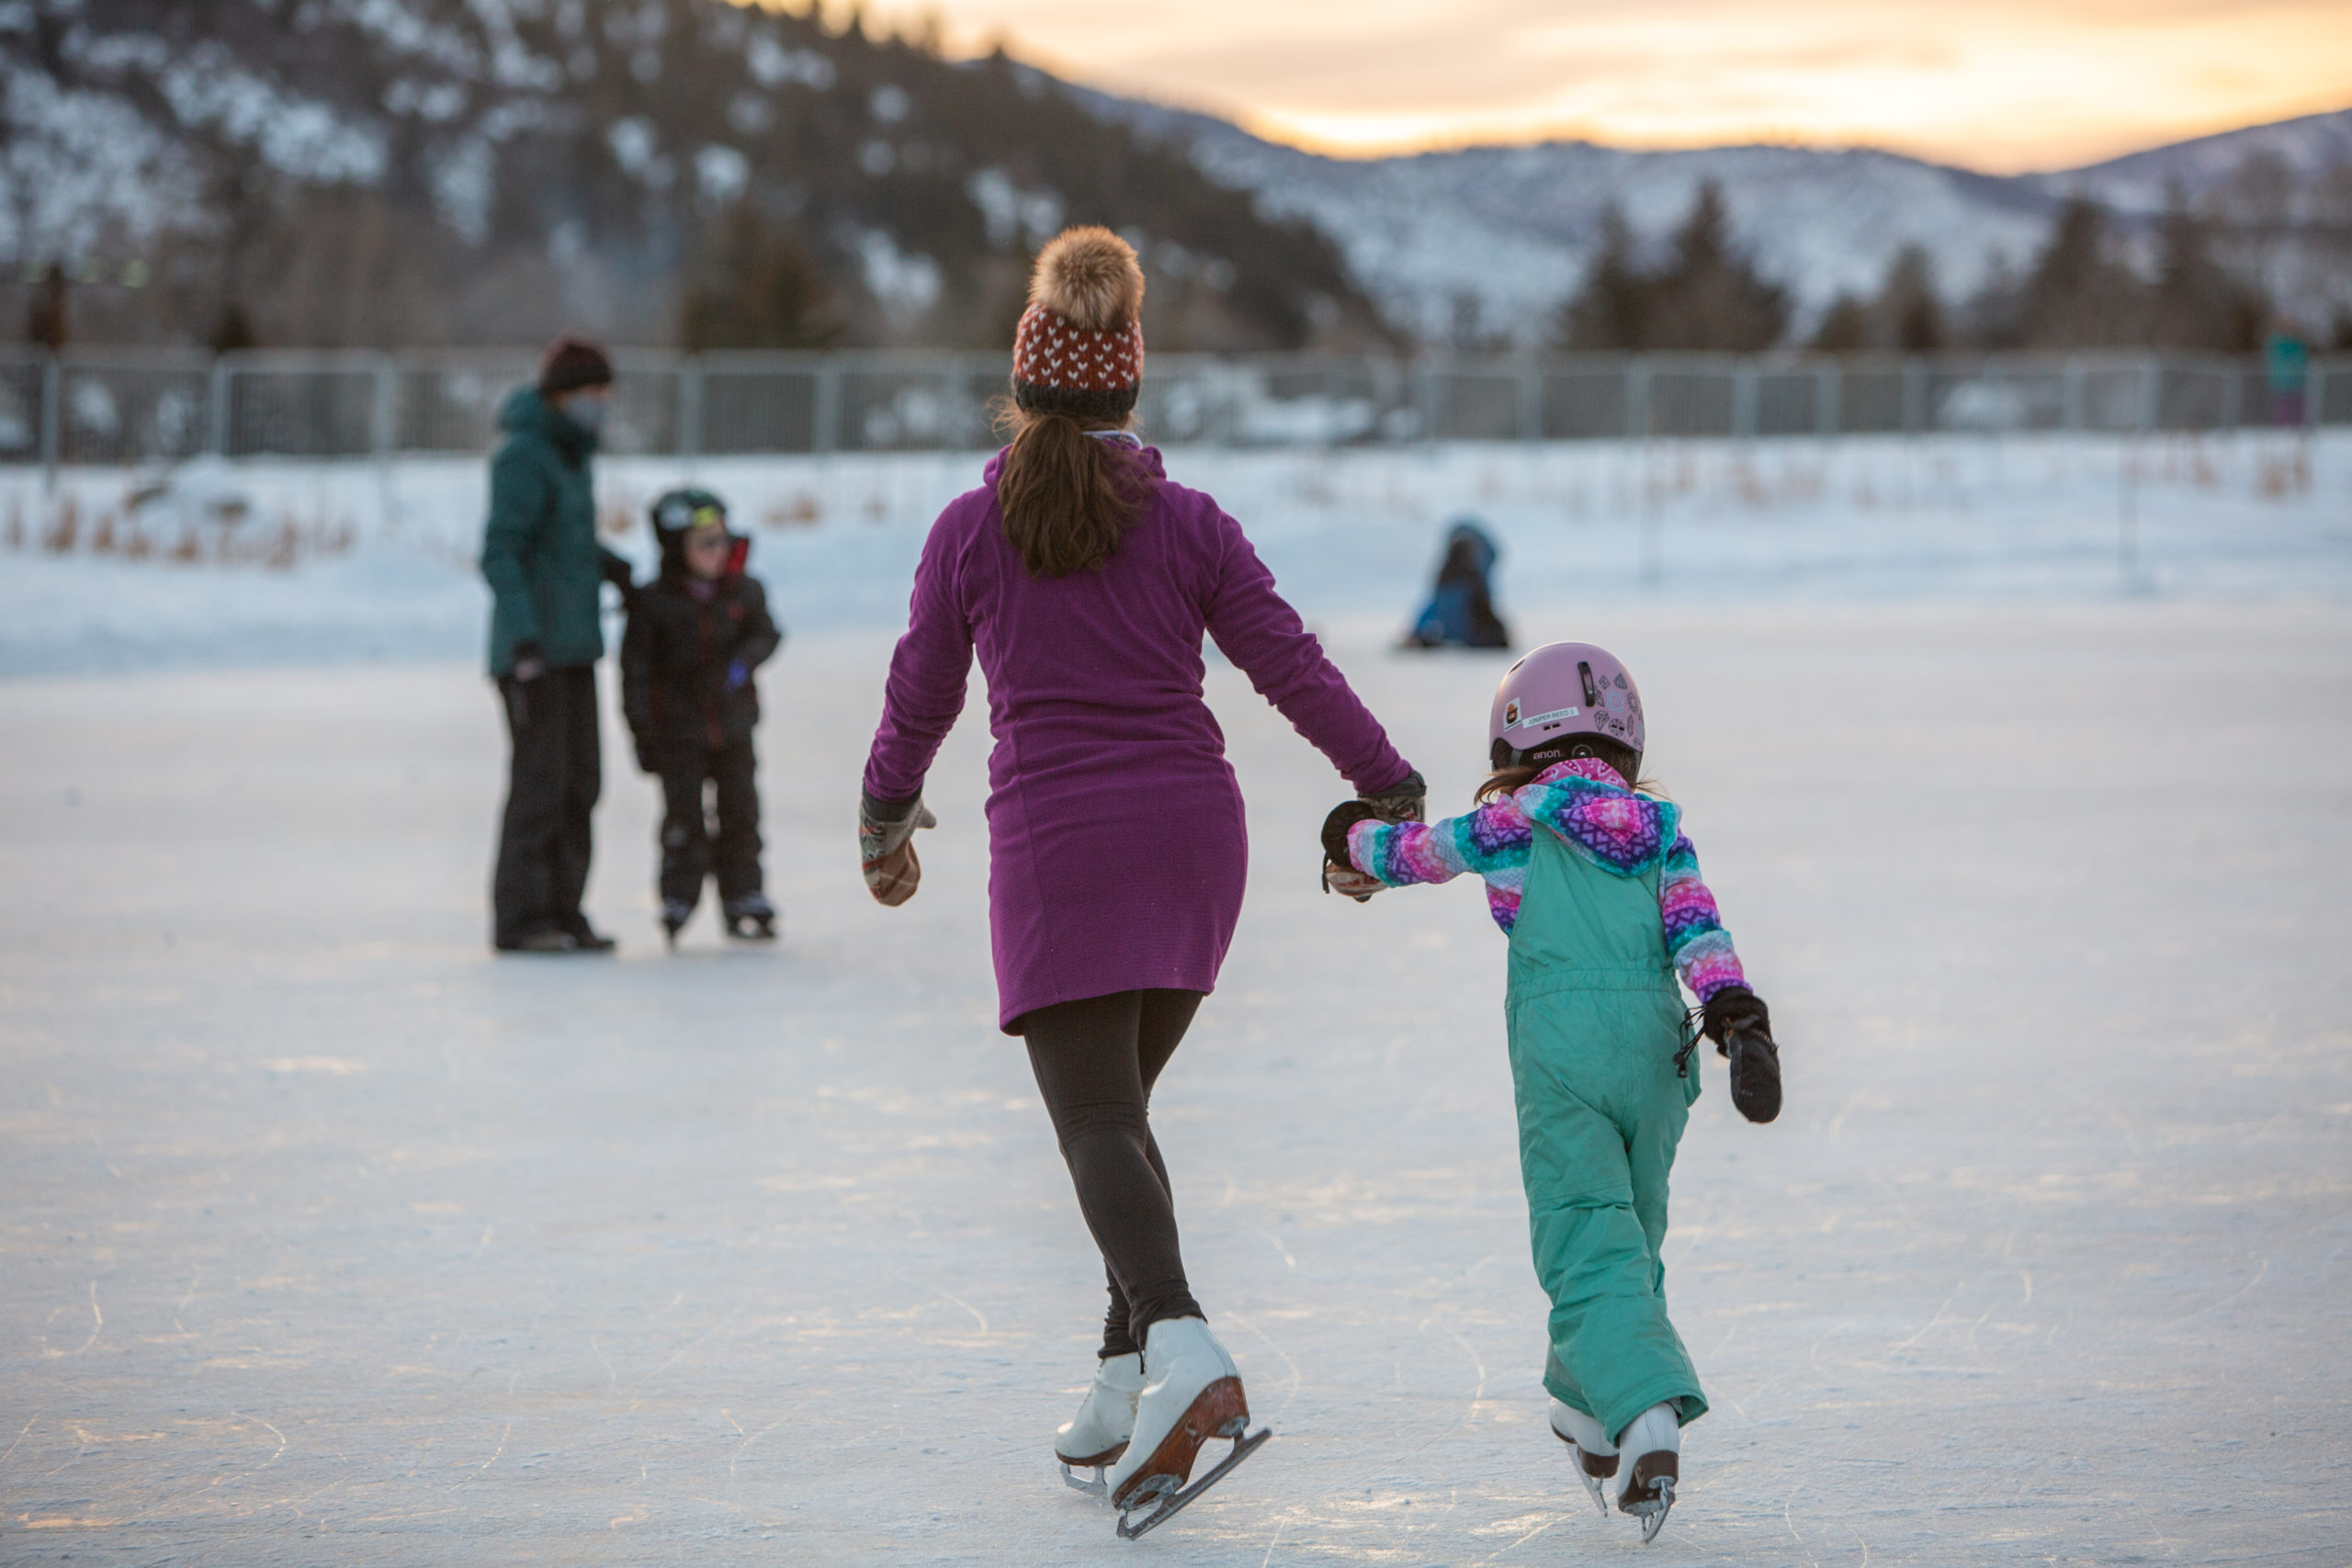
[[1523, 705, 1580, 728], [1503, 699, 1521, 726]]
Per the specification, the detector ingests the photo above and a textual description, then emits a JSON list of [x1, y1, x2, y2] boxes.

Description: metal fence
[[1, 348, 2345, 466]]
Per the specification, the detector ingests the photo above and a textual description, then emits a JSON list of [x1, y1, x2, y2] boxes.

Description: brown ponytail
[[991, 400, 1149, 578]]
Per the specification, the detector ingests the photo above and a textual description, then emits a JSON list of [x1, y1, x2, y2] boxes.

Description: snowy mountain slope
[[2041, 107, 2352, 216], [1076, 90, 2352, 346]]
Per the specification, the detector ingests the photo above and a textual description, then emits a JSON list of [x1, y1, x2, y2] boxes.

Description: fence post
[[2062, 359, 2085, 433], [2306, 359, 2323, 432], [677, 358, 703, 458], [2139, 355, 2161, 434], [1625, 358, 1650, 440], [209, 358, 232, 457], [1902, 359, 1928, 433], [1518, 361, 1542, 442], [39, 353, 60, 491], [1732, 361, 1758, 439], [2220, 359, 2241, 430], [814, 358, 841, 454], [372, 355, 399, 457], [1816, 363, 1839, 436]]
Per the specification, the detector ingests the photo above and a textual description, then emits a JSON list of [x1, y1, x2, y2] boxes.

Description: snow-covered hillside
[[1080, 92, 2352, 347], [2044, 107, 2352, 216]]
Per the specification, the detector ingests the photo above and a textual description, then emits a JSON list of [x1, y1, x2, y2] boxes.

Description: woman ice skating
[[1320, 641, 1782, 1542], [859, 227, 1423, 1533]]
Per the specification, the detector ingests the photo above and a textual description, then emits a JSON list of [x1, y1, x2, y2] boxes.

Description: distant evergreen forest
[[1548, 182, 2339, 357]]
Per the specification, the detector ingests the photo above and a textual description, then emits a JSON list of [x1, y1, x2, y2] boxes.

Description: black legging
[[1022, 988, 1206, 1358]]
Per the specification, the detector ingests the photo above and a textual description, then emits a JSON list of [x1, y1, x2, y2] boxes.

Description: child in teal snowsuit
[[1321, 640, 1780, 1540]]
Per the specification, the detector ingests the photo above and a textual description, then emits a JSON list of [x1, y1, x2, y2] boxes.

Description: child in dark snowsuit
[[1321, 640, 1782, 1544], [620, 488, 784, 943]]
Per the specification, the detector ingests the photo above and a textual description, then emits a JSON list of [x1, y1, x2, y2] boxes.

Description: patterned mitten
[[859, 792, 937, 908]]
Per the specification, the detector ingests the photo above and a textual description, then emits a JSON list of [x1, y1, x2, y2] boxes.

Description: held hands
[[859, 791, 937, 907], [1318, 800, 1384, 902], [510, 637, 548, 683], [1318, 772, 1422, 903]]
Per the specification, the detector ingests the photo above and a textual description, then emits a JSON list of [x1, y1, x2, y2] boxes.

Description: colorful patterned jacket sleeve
[[1657, 832, 1747, 1001], [1343, 799, 1532, 931]]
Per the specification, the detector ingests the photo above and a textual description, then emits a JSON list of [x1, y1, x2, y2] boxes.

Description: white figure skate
[[1547, 1399, 1619, 1515], [1615, 1402, 1682, 1543], [1055, 1351, 1144, 1495], [1103, 1317, 1271, 1539]]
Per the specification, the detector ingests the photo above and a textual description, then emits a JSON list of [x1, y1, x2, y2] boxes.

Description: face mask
[[560, 395, 608, 435]]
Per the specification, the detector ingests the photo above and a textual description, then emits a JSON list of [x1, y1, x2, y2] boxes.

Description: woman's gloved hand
[[859, 791, 936, 907], [1319, 800, 1385, 902], [1358, 768, 1426, 823]]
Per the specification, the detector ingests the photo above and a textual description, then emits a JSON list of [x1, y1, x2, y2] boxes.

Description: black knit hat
[[537, 335, 614, 396]]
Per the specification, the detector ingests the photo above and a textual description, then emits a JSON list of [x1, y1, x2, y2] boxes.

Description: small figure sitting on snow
[[619, 488, 784, 945], [1401, 517, 1510, 649]]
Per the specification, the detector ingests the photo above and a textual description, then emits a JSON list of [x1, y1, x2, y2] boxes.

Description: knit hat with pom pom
[[1012, 227, 1146, 421]]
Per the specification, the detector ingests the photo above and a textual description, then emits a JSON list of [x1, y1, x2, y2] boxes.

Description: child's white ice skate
[[1055, 1351, 1144, 1495], [1547, 1399, 1618, 1515], [1103, 1317, 1271, 1539], [1615, 1402, 1681, 1543]]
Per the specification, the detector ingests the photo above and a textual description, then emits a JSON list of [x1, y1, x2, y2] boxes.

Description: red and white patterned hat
[[1012, 227, 1146, 420]]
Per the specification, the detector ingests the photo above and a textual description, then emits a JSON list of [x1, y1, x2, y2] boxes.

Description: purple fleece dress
[[864, 446, 1410, 1032]]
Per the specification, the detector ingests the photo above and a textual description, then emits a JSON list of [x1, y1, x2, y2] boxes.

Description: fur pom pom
[[1028, 227, 1145, 330]]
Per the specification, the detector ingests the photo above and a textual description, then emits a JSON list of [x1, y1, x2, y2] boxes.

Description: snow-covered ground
[[0, 431, 2346, 676], [2, 439, 2349, 1563]]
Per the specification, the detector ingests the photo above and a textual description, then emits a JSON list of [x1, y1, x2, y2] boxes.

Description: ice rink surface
[[4, 593, 2348, 1565]]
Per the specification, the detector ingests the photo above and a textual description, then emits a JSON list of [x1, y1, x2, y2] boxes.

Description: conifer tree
[[2017, 197, 2143, 348], [1644, 180, 1788, 351], [679, 201, 842, 351], [2147, 191, 2265, 351], [1554, 205, 1651, 351]]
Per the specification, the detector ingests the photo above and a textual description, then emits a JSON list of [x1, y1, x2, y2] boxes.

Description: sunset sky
[[867, 0, 2352, 172]]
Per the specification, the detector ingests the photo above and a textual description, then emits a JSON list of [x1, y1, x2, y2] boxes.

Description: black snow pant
[[1021, 988, 1206, 1359], [656, 736, 763, 912], [491, 664, 601, 948]]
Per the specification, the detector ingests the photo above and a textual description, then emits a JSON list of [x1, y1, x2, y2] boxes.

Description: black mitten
[[1318, 800, 1384, 901], [1702, 987, 1781, 1124], [1701, 986, 1771, 1052], [1321, 800, 1378, 868]]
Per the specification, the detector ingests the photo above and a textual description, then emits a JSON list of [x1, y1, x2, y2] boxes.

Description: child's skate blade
[[1114, 1425, 1271, 1540], [1618, 1453, 1678, 1544], [1108, 1375, 1248, 1508], [1548, 1420, 1616, 1515]]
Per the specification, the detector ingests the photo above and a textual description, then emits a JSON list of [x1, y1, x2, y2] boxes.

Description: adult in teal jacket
[[481, 336, 635, 953]]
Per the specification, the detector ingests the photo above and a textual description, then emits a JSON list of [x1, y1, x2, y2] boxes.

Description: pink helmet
[[1488, 641, 1645, 770]]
